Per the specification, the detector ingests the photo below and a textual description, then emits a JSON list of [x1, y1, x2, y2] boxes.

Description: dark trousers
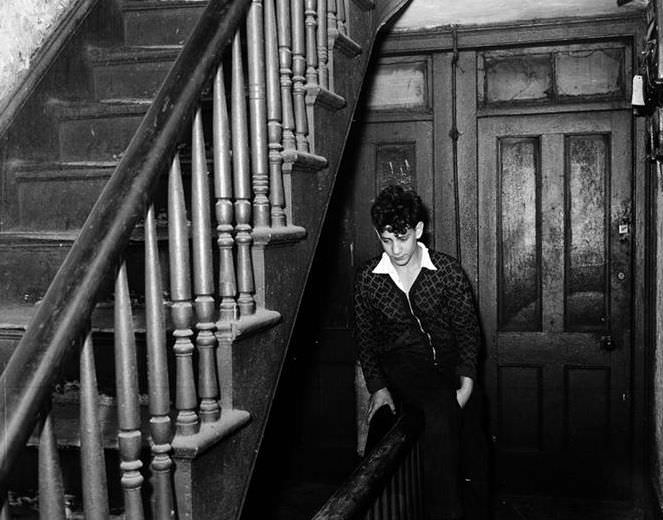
[[376, 350, 462, 520]]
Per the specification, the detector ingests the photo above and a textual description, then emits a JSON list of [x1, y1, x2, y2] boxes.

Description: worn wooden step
[[47, 99, 150, 161], [25, 391, 250, 451], [86, 45, 182, 100], [3, 161, 116, 231], [120, 0, 207, 46], [0, 228, 169, 305], [46, 99, 150, 161]]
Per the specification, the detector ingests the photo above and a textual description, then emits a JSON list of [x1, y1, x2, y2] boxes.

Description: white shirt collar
[[372, 243, 437, 292]]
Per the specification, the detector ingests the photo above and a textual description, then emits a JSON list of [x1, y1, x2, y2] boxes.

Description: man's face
[[376, 221, 423, 268]]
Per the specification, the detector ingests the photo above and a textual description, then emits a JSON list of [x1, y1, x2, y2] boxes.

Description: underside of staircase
[[0, 0, 407, 518]]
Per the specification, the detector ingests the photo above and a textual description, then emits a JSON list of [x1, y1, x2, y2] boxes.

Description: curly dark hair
[[371, 185, 425, 235]]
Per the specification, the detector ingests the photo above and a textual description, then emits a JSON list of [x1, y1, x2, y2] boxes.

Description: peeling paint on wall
[[393, 0, 647, 31], [0, 0, 77, 111]]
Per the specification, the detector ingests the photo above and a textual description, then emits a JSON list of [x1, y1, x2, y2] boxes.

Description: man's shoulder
[[354, 255, 385, 289], [427, 249, 461, 269], [357, 255, 382, 277]]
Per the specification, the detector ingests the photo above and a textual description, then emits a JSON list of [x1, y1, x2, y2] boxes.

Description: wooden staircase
[[0, 0, 408, 518]]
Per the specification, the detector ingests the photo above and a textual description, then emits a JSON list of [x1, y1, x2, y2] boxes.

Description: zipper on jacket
[[405, 292, 438, 366]]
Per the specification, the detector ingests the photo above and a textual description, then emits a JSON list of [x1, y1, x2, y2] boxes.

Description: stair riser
[[122, 6, 205, 46], [0, 243, 170, 305], [8, 447, 143, 514], [4, 168, 112, 231], [0, 244, 75, 304], [57, 113, 144, 161], [0, 329, 155, 397], [91, 60, 173, 100], [0, 330, 21, 372]]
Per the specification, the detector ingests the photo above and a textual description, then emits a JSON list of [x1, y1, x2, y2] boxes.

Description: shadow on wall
[[0, 0, 76, 113]]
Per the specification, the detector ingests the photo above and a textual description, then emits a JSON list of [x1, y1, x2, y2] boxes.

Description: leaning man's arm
[[353, 268, 388, 395], [446, 260, 481, 398]]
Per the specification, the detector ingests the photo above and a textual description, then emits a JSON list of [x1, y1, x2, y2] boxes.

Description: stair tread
[[306, 85, 347, 111], [26, 393, 250, 451], [46, 99, 151, 118], [0, 302, 283, 336], [8, 160, 119, 172], [282, 149, 328, 171], [120, 0, 208, 11], [86, 45, 182, 64], [334, 31, 363, 58], [0, 302, 130, 331]]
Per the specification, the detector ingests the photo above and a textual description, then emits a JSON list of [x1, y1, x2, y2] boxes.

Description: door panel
[[353, 120, 434, 266], [479, 112, 632, 498]]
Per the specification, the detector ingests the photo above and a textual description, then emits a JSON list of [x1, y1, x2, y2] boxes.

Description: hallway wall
[[0, 0, 77, 113]]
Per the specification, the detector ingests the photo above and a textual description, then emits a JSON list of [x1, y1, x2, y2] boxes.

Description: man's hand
[[367, 387, 396, 423], [456, 376, 474, 408]]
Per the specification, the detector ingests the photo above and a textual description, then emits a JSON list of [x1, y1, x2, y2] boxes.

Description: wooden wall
[[260, 11, 651, 504]]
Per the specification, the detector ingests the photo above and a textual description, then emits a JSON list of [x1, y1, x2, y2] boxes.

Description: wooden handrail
[[0, 0, 251, 489], [311, 410, 424, 520]]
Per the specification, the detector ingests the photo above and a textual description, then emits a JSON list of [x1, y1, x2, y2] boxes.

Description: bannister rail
[[0, 0, 252, 489], [311, 410, 425, 520]]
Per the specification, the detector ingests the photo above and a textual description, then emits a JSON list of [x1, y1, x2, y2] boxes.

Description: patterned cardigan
[[353, 249, 481, 394]]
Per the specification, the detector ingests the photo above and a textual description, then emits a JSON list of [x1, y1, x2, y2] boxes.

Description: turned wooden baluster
[[231, 31, 257, 316], [191, 107, 221, 423], [405, 451, 414, 519], [380, 484, 389, 519], [265, 0, 286, 227], [277, 0, 296, 153], [80, 330, 110, 519], [168, 154, 200, 434], [38, 402, 65, 520], [114, 261, 145, 520], [316, 0, 329, 90], [305, 0, 319, 89], [336, 0, 346, 35], [213, 64, 237, 410], [144, 204, 175, 519], [213, 64, 238, 324], [247, 0, 271, 228], [414, 443, 423, 518], [327, 0, 338, 91], [292, 0, 310, 152], [389, 469, 398, 518]]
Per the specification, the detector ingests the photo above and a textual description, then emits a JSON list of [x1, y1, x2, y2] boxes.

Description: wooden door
[[478, 112, 632, 498], [352, 120, 434, 266]]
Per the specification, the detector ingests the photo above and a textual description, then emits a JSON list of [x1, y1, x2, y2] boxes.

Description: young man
[[353, 185, 481, 520]]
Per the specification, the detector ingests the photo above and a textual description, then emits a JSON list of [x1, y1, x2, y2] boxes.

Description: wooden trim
[[0, 0, 100, 139], [433, 52, 454, 256], [361, 110, 433, 123], [632, 19, 648, 505], [379, 14, 644, 54], [477, 101, 632, 118]]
